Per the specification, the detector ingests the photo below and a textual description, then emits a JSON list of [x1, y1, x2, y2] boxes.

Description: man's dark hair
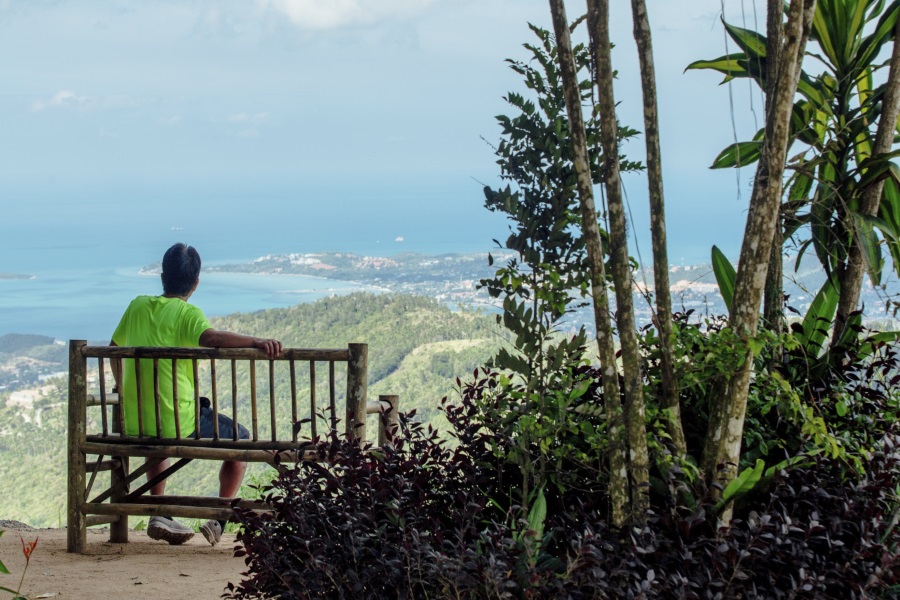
[[161, 243, 201, 296]]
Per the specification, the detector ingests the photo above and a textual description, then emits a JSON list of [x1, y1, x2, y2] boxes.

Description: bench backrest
[[69, 340, 370, 449]]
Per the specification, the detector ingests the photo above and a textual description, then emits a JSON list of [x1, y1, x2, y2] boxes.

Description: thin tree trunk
[[547, 0, 629, 527], [834, 15, 900, 343], [763, 0, 786, 335], [702, 0, 816, 491], [630, 0, 686, 457], [587, 0, 650, 521]]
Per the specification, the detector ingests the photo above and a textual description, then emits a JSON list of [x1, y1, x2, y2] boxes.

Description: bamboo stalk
[[192, 359, 200, 440], [172, 358, 181, 439], [84, 453, 105, 501], [244, 360, 251, 442], [153, 358, 162, 438], [136, 495, 269, 510], [85, 435, 314, 451], [86, 515, 121, 527], [329, 361, 336, 433], [377, 395, 400, 447], [231, 359, 239, 442], [90, 458, 158, 505], [83, 441, 317, 464], [134, 358, 144, 438], [84, 502, 250, 522], [85, 458, 122, 472], [125, 458, 192, 501], [269, 360, 276, 442], [67, 340, 88, 553], [98, 358, 109, 437], [87, 393, 120, 407], [210, 358, 219, 440], [83, 346, 351, 361], [290, 360, 298, 442], [309, 361, 317, 440], [346, 344, 368, 443]]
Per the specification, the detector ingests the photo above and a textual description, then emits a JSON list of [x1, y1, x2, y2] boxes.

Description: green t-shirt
[[111, 295, 211, 438]]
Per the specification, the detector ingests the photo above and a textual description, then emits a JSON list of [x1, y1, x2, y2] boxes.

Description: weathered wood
[[83, 346, 351, 361], [377, 395, 400, 447], [192, 359, 200, 439], [172, 358, 182, 439], [346, 343, 368, 443], [134, 358, 144, 438], [71, 342, 373, 553], [210, 358, 220, 439], [329, 361, 337, 433], [84, 502, 254, 522], [269, 360, 276, 442], [309, 361, 317, 440], [87, 393, 120, 407], [85, 458, 122, 472], [153, 358, 162, 438], [82, 441, 316, 464], [250, 360, 258, 441], [290, 360, 298, 442], [86, 515, 121, 527], [98, 358, 109, 436], [135, 495, 269, 511], [67, 340, 88, 553], [231, 360, 239, 442]]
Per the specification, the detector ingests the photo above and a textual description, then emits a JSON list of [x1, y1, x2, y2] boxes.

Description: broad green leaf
[[717, 459, 765, 511], [854, 1, 900, 72], [685, 54, 749, 79], [711, 245, 736, 311], [711, 141, 762, 169], [527, 486, 547, 543], [724, 21, 768, 58], [855, 213, 886, 285], [799, 278, 839, 357]]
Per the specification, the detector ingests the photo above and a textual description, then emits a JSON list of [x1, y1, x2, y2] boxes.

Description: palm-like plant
[[688, 0, 900, 336]]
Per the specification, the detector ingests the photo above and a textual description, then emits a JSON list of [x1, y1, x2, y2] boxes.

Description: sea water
[[0, 183, 514, 341], [0, 178, 727, 342]]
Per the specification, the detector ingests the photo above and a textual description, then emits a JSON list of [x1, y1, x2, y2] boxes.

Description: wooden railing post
[[377, 394, 400, 447], [67, 340, 88, 553], [345, 343, 368, 444]]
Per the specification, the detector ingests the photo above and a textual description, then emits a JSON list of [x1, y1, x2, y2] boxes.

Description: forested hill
[[0, 293, 503, 527]]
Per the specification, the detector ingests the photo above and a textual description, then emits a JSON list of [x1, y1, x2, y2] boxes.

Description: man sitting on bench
[[110, 243, 282, 545]]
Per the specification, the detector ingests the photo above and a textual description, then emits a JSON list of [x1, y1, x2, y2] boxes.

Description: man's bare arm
[[199, 329, 283, 359]]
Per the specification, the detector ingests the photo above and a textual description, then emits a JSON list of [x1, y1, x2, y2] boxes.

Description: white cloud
[[228, 112, 269, 123], [31, 90, 90, 111], [31, 90, 150, 112], [256, 0, 435, 30]]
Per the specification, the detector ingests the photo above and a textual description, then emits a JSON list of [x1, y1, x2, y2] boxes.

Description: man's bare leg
[[147, 458, 168, 495], [219, 460, 247, 498]]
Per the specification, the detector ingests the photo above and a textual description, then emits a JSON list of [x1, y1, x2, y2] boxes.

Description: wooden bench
[[66, 340, 399, 553]]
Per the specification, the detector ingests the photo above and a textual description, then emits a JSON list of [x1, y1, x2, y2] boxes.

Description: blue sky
[[0, 0, 766, 264]]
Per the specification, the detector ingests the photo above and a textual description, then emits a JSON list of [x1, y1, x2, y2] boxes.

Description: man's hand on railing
[[199, 329, 283, 359], [253, 338, 283, 360]]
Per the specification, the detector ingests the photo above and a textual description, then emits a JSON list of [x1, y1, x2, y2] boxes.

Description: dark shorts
[[198, 397, 250, 440]]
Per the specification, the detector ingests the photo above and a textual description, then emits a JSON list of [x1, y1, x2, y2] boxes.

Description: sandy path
[[0, 525, 248, 600]]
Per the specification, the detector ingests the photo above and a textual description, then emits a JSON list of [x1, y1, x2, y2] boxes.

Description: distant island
[[0, 272, 35, 280]]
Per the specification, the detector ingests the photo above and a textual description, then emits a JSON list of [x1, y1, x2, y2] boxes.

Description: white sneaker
[[200, 519, 222, 546], [147, 516, 195, 545]]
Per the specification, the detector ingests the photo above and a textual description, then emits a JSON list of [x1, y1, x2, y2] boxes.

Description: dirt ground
[[0, 522, 248, 600]]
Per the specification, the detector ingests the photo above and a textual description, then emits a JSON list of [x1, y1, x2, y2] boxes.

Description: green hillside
[[0, 293, 502, 527]]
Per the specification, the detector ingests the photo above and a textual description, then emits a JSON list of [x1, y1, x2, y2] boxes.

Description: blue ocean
[[0, 182, 517, 341], [0, 180, 725, 342]]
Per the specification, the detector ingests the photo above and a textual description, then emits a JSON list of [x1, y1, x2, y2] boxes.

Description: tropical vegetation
[[228, 1, 900, 597]]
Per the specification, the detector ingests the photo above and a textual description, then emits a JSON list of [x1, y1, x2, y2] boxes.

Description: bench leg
[[66, 450, 87, 553], [109, 456, 130, 543]]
